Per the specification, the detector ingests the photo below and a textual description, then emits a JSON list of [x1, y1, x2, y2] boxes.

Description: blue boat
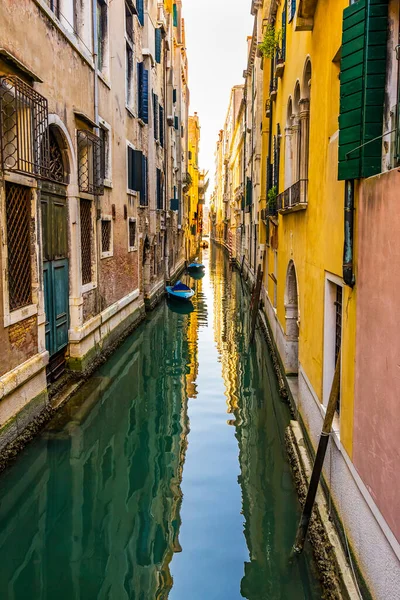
[[187, 260, 205, 271], [166, 280, 195, 302]]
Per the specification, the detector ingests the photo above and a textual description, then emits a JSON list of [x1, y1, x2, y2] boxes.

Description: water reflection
[[0, 246, 320, 599], [0, 304, 194, 599]]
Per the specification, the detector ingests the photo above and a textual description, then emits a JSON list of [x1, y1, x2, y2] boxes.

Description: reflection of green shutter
[[338, 0, 388, 180], [173, 3, 178, 27]]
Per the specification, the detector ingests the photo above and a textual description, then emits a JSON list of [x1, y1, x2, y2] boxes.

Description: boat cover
[[173, 280, 191, 291]]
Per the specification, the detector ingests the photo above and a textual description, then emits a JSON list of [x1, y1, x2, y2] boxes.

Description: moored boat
[[187, 259, 205, 271], [166, 280, 195, 301]]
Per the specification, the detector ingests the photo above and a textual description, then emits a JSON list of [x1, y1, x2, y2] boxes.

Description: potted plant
[[259, 24, 282, 60]]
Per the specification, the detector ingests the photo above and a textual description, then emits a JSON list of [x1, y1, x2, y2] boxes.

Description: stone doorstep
[[287, 421, 360, 600]]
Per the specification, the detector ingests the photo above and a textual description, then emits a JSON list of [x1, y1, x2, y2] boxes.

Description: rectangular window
[[173, 88, 177, 104], [127, 145, 143, 192], [101, 218, 112, 257], [80, 199, 92, 285], [99, 124, 111, 182], [140, 154, 148, 206], [126, 43, 134, 108], [173, 3, 178, 27], [128, 218, 137, 250], [97, 0, 108, 73], [174, 116, 179, 130], [335, 285, 343, 413], [323, 278, 343, 416], [77, 130, 104, 195], [281, 1, 287, 61], [5, 183, 32, 311], [125, 0, 135, 42]]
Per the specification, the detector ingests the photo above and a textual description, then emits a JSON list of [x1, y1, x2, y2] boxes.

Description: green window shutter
[[338, 0, 388, 180], [173, 3, 178, 27]]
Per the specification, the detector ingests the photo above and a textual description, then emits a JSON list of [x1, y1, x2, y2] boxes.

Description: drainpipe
[[92, 2, 99, 131], [343, 179, 355, 287], [92, 0, 100, 314]]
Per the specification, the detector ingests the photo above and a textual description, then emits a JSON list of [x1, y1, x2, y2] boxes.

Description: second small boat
[[166, 280, 195, 302]]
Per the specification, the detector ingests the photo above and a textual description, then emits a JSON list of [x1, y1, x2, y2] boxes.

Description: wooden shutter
[[140, 154, 148, 205], [173, 3, 178, 27], [159, 105, 164, 147], [137, 62, 149, 124], [155, 28, 162, 63], [174, 116, 179, 130], [137, 0, 144, 25], [153, 93, 159, 140], [282, 2, 287, 61], [338, 0, 388, 180], [156, 168, 163, 209], [128, 146, 142, 192]]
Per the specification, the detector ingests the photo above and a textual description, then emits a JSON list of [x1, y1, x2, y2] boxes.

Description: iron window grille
[[128, 218, 136, 249], [0, 75, 50, 179], [101, 219, 112, 254], [335, 286, 343, 413], [80, 198, 92, 284], [77, 130, 104, 195], [5, 182, 32, 310]]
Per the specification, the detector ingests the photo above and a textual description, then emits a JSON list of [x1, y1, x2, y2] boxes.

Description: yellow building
[[220, 1, 400, 596], [187, 114, 201, 259]]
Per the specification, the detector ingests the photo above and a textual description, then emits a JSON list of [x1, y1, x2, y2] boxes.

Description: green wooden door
[[41, 188, 69, 357]]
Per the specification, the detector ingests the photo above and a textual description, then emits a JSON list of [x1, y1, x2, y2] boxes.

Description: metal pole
[[292, 350, 341, 554]]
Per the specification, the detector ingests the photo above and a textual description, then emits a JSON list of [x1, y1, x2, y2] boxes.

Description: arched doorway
[[285, 260, 299, 373], [42, 125, 70, 381]]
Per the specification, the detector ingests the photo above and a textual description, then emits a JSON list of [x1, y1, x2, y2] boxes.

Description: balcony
[[276, 180, 308, 214], [270, 77, 278, 100]]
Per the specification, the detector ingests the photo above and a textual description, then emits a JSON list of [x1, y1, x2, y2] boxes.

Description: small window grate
[[5, 183, 32, 310], [80, 199, 92, 284], [101, 219, 111, 253], [0, 76, 50, 178], [77, 130, 104, 195], [129, 219, 136, 248]]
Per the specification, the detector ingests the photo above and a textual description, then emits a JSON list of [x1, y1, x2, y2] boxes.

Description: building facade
[[0, 0, 190, 449], [214, 0, 400, 597]]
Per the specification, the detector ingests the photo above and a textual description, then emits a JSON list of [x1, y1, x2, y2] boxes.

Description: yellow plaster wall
[[264, 0, 355, 456]]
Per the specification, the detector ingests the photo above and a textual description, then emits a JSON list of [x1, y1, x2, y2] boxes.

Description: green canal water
[[0, 247, 322, 599]]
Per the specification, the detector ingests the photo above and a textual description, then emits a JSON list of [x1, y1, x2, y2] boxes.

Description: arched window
[[47, 125, 69, 184], [284, 260, 299, 373], [299, 59, 311, 184], [285, 98, 293, 189]]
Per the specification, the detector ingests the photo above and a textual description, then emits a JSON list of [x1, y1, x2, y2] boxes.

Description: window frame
[[2, 177, 38, 327], [99, 117, 112, 187], [100, 214, 113, 259], [128, 217, 137, 252]]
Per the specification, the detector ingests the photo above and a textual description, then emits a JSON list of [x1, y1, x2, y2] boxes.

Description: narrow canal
[[0, 247, 321, 599]]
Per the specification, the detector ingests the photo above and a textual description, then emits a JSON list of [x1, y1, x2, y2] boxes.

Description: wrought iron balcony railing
[[276, 179, 308, 213], [0, 75, 50, 178]]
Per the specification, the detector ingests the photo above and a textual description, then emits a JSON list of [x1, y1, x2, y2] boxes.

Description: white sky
[[183, 0, 253, 199]]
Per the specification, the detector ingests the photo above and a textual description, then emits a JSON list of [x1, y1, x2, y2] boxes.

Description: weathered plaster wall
[[355, 169, 400, 545]]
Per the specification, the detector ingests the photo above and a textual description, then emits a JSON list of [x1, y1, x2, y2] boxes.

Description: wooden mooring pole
[[292, 351, 341, 555], [250, 265, 263, 343]]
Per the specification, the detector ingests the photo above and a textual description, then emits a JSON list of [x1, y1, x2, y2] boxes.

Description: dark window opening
[[97, 0, 108, 72]]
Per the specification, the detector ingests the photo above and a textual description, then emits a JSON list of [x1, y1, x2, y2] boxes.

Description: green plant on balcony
[[259, 25, 282, 60], [267, 186, 277, 215]]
